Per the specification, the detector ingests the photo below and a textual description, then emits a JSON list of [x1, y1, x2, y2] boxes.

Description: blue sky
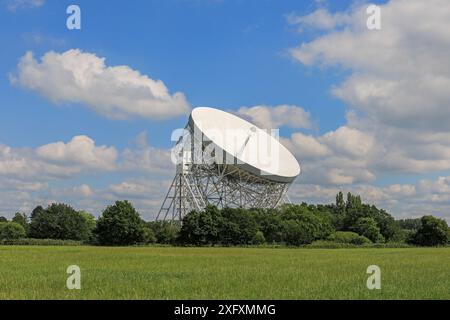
[[1, 0, 450, 221], [0, 0, 357, 148]]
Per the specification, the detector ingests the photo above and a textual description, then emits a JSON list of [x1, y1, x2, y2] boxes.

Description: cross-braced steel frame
[[157, 123, 294, 221]]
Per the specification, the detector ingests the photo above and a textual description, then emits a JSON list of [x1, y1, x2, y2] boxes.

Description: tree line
[[0, 192, 449, 247]]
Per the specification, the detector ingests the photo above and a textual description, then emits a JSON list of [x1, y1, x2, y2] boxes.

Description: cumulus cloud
[[120, 132, 174, 175], [0, 135, 118, 181], [12, 50, 191, 120], [236, 105, 312, 129], [281, 123, 376, 186], [73, 184, 94, 197], [289, 175, 450, 222], [0, 133, 176, 218], [287, 0, 450, 177], [37, 135, 117, 170], [109, 179, 170, 199]]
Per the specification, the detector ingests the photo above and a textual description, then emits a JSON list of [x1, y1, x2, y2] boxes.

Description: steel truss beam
[[157, 124, 293, 221]]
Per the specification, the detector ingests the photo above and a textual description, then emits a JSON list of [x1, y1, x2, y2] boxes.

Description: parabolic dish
[[188, 107, 301, 183]]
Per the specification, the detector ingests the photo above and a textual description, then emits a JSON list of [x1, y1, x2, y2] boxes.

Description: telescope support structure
[[157, 161, 291, 221]]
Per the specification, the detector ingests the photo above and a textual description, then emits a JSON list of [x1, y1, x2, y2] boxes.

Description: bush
[[95, 200, 146, 246], [143, 226, 157, 244], [327, 231, 371, 245], [148, 221, 180, 244], [252, 231, 266, 245], [219, 208, 258, 245], [307, 240, 360, 248], [409, 215, 449, 246], [306, 240, 412, 249], [279, 205, 334, 246], [0, 238, 82, 246], [0, 222, 26, 240], [352, 217, 385, 243], [178, 206, 222, 245]]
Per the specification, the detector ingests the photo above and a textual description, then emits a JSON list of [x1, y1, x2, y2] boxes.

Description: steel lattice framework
[[157, 123, 293, 221]]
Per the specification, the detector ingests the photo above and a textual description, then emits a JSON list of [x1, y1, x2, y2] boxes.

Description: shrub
[[327, 231, 371, 245], [95, 200, 146, 246], [148, 221, 180, 244], [0, 222, 26, 240], [279, 205, 334, 246], [307, 240, 360, 249], [306, 240, 412, 249], [252, 231, 266, 245], [0, 238, 82, 246], [352, 217, 385, 243], [178, 206, 222, 245], [409, 215, 449, 246], [219, 208, 258, 245], [143, 226, 157, 244]]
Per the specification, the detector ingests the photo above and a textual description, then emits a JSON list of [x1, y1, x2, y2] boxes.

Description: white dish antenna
[[157, 107, 301, 221]]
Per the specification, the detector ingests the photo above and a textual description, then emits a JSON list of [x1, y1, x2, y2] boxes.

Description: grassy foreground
[[0, 246, 449, 299]]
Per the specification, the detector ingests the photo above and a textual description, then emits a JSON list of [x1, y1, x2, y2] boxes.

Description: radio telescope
[[157, 107, 300, 221]]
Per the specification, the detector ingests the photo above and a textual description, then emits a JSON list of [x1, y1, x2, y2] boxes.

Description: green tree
[[148, 221, 180, 244], [346, 192, 362, 210], [12, 212, 29, 233], [0, 222, 26, 240], [0, 216, 7, 223], [79, 210, 97, 241], [252, 231, 266, 245], [179, 206, 222, 245], [30, 205, 45, 220], [397, 218, 422, 230], [95, 200, 146, 246], [219, 207, 258, 245], [352, 217, 384, 243], [280, 204, 334, 245], [251, 209, 284, 243], [410, 215, 449, 246], [143, 226, 156, 244], [29, 203, 91, 241], [336, 191, 345, 213]]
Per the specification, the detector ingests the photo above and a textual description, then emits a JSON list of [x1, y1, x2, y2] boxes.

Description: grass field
[[0, 246, 449, 299]]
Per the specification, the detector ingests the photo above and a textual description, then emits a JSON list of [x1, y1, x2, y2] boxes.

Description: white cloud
[[289, 175, 450, 222], [121, 145, 174, 176], [282, 123, 376, 186], [287, 8, 351, 31], [6, 0, 44, 11], [12, 50, 191, 120], [109, 179, 170, 199], [0, 133, 176, 219], [288, 0, 450, 177], [73, 184, 94, 197], [37, 135, 117, 171], [236, 105, 312, 129], [0, 135, 118, 180]]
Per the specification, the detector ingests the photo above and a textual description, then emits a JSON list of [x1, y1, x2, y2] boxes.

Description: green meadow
[[0, 246, 449, 299]]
